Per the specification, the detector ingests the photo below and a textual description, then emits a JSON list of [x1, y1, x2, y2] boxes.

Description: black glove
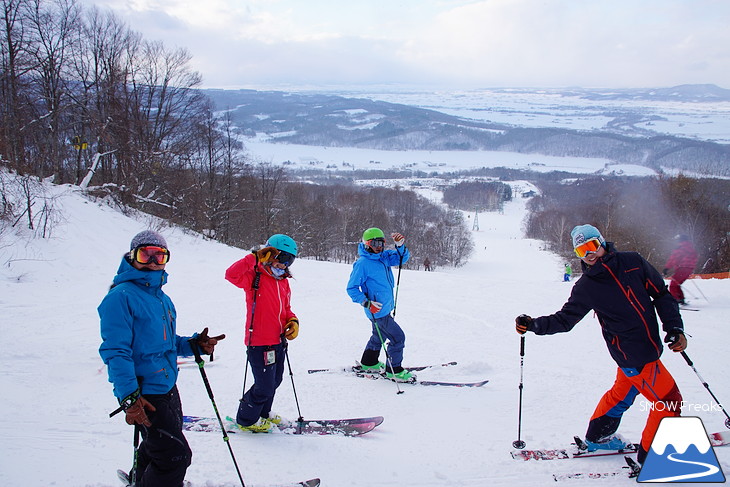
[[195, 327, 226, 355], [515, 314, 533, 335], [662, 268, 670, 278], [664, 328, 687, 351]]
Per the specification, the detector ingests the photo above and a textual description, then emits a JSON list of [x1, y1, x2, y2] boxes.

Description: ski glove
[[121, 390, 156, 427], [515, 314, 533, 335], [363, 300, 383, 315], [391, 233, 405, 247], [285, 318, 299, 340], [195, 327, 226, 355], [662, 268, 670, 277], [255, 246, 279, 264], [664, 328, 687, 352]]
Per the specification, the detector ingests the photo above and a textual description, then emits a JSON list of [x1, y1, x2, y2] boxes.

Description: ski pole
[[283, 338, 305, 429], [392, 250, 404, 318], [681, 351, 730, 429], [370, 312, 403, 395], [689, 279, 709, 303], [190, 340, 247, 487], [130, 425, 140, 486], [242, 265, 262, 399], [513, 335, 527, 449]]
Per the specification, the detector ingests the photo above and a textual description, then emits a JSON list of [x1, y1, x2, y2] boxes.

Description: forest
[[524, 175, 730, 274]]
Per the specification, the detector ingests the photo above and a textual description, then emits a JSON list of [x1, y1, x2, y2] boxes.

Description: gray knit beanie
[[130, 230, 167, 250]]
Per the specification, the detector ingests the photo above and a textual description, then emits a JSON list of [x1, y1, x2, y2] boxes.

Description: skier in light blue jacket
[[99, 230, 224, 487], [347, 227, 413, 382]]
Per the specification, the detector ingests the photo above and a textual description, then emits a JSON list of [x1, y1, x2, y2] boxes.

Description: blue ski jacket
[[99, 256, 193, 402], [530, 243, 684, 369], [347, 243, 410, 319]]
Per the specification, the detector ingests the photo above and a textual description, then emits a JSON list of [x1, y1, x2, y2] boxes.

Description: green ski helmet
[[362, 227, 385, 242], [266, 234, 298, 256]]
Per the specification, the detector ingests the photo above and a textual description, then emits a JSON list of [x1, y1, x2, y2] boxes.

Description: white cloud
[[78, 0, 730, 89]]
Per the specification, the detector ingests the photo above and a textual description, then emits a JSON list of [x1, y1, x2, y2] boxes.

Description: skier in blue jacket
[[347, 227, 413, 382], [99, 230, 224, 487]]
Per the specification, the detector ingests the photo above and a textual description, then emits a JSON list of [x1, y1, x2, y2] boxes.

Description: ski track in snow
[[1, 179, 729, 486]]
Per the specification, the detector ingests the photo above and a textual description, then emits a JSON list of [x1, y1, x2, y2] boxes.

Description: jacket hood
[[112, 255, 168, 289]]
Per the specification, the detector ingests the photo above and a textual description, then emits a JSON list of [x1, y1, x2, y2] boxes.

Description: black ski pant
[[135, 385, 192, 487]]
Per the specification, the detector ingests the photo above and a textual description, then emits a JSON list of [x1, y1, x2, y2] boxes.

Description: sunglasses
[[366, 238, 385, 249], [132, 246, 170, 265], [574, 238, 602, 258], [275, 250, 296, 267]]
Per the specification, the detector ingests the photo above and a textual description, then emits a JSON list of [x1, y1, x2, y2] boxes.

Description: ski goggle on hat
[[573, 238, 602, 258], [131, 245, 170, 265]]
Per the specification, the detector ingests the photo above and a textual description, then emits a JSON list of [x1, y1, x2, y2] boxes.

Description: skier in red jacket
[[225, 234, 299, 433], [663, 234, 698, 305]]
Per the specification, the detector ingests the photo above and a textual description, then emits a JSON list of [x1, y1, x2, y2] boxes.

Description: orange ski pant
[[589, 359, 682, 452]]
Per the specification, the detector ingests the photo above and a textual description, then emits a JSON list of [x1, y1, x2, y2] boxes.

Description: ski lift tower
[[472, 207, 480, 231]]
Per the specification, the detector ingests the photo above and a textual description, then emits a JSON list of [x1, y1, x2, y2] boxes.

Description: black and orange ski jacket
[[531, 243, 684, 369]]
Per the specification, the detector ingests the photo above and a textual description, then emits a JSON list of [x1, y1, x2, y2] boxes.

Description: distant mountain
[[202, 88, 730, 177]]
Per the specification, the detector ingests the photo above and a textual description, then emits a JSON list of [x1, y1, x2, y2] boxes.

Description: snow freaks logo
[[638, 417, 725, 483]]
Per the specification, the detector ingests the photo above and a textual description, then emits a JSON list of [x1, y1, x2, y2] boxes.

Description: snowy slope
[[1, 181, 728, 487]]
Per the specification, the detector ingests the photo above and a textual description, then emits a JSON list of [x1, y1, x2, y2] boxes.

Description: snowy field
[[243, 139, 658, 177], [1, 179, 728, 486]]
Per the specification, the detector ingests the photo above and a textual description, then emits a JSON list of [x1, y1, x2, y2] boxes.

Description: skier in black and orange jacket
[[515, 224, 687, 466]]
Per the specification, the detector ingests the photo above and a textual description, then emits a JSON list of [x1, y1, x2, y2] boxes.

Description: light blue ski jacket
[[347, 243, 410, 319], [98, 256, 193, 402]]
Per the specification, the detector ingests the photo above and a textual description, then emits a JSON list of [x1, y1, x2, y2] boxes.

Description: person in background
[[225, 234, 299, 433], [563, 262, 573, 282], [515, 224, 686, 467], [663, 234, 698, 306], [423, 257, 432, 271], [99, 230, 224, 486], [347, 227, 413, 382]]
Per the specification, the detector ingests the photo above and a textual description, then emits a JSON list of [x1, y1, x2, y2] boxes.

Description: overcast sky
[[82, 0, 730, 90]]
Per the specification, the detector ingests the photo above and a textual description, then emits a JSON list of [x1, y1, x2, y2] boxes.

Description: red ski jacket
[[665, 241, 698, 271], [225, 253, 297, 347]]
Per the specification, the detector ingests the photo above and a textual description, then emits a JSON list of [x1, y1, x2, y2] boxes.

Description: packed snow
[[1, 177, 728, 486]]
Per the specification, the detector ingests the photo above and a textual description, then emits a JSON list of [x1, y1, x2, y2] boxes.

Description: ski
[[183, 414, 382, 437], [516, 431, 730, 462], [307, 361, 457, 374], [553, 455, 641, 481], [357, 373, 489, 388], [117, 468, 320, 487], [553, 470, 628, 481]]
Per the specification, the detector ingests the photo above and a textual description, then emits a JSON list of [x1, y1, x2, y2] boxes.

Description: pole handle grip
[[520, 335, 525, 356]]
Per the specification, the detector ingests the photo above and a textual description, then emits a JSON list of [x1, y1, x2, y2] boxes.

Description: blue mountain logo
[[638, 416, 725, 483]]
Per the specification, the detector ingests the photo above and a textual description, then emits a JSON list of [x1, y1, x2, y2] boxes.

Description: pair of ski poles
[[512, 336, 730, 450]]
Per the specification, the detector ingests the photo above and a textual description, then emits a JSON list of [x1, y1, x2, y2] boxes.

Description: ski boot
[[235, 416, 274, 433], [384, 367, 417, 383], [584, 434, 630, 451], [355, 361, 385, 374]]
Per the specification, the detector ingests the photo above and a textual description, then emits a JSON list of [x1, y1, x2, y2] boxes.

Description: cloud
[[79, 0, 730, 89]]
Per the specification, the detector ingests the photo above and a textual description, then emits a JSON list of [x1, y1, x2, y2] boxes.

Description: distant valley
[[203, 85, 730, 178]]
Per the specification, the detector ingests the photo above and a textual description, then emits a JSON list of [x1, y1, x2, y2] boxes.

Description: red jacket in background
[[225, 253, 297, 346], [665, 240, 698, 271]]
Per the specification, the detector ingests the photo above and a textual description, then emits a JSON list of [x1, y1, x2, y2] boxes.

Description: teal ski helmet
[[266, 234, 298, 256]]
